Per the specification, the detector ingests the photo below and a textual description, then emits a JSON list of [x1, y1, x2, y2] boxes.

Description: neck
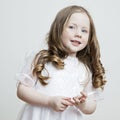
[[68, 52, 76, 57]]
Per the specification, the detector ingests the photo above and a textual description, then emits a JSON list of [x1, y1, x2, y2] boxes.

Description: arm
[[76, 70, 97, 114], [76, 99, 96, 114], [17, 83, 50, 106], [73, 92, 96, 114], [17, 83, 73, 111]]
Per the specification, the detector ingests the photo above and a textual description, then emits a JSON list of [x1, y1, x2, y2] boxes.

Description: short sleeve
[[83, 70, 104, 102], [16, 51, 37, 87]]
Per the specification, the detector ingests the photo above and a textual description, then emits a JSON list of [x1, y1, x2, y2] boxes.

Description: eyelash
[[81, 29, 88, 33], [68, 25, 88, 33], [68, 26, 75, 29]]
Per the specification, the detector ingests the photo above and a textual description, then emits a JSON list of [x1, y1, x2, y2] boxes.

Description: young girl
[[16, 5, 106, 120]]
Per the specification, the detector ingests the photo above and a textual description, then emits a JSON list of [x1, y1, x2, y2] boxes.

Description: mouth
[[70, 40, 81, 46]]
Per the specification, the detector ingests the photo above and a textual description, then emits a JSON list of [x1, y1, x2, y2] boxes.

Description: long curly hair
[[32, 5, 106, 88]]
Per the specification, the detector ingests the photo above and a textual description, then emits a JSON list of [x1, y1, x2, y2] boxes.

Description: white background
[[0, 0, 120, 120]]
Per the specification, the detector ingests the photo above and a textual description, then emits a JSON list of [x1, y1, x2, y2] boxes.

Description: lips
[[70, 40, 81, 46]]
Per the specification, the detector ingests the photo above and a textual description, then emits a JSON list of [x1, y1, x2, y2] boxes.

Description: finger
[[59, 109, 65, 112], [73, 97, 80, 103], [61, 104, 67, 108], [80, 97, 86, 103], [63, 97, 71, 101], [80, 91, 87, 98], [62, 99, 73, 106], [66, 98, 75, 104], [59, 105, 67, 111], [62, 97, 75, 105], [72, 98, 79, 105], [73, 95, 83, 101]]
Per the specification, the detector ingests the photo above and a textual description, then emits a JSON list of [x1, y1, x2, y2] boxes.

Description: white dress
[[16, 52, 102, 120]]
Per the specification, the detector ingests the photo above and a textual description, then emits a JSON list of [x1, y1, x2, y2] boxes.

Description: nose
[[75, 29, 82, 38]]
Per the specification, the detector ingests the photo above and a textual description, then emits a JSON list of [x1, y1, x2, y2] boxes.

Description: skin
[[61, 12, 90, 56], [17, 12, 96, 114]]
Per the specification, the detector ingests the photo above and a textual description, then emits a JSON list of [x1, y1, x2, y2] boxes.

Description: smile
[[70, 40, 81, 46]]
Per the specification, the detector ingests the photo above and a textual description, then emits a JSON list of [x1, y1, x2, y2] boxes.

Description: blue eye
[[81, 29, 87, 33]]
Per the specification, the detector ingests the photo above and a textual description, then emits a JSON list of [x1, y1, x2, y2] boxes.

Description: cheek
[[61, 32, 68, 42], [82, 38, 89, 47], [61, 28, 72, 39], [84, 36, 89, 43]]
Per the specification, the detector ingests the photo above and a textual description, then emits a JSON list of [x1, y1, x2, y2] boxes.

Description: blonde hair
[[32, 5, 106, 88]]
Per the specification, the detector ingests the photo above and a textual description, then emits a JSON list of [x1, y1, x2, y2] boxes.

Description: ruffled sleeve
[[83, 70, 104, 102], [16, 51, 37, 87]]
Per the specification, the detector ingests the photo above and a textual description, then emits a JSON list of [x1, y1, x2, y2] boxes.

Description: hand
[[48, 96, 74, 112], [73, 91, 87, 105]]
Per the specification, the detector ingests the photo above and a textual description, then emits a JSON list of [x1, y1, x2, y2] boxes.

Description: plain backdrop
[[0, 0, 120, 120]]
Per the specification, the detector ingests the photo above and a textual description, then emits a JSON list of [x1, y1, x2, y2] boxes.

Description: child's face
[[61, 12, 90, 56]]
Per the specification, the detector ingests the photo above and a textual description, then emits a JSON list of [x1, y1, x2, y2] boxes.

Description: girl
[[16, 5, 106, 120]]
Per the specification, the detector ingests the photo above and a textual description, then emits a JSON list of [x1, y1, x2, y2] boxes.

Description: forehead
[[66, 12, 90, 27]]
